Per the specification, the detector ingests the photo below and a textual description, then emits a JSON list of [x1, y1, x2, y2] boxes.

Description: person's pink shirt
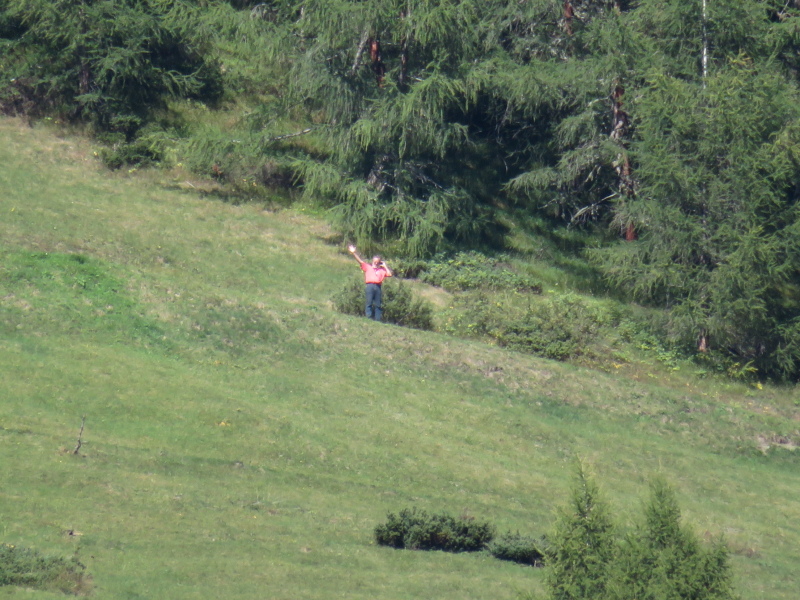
[[361, 263, 390, 284]]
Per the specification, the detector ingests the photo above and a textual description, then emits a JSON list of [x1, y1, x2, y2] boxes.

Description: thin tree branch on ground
[[73, 415, 86, 455]]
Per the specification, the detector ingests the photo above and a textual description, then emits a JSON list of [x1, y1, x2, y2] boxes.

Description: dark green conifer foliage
[[279, 0, 506, 256], [610, 480, 738, 600], [593, 59, 800, 378], [0, 0, 221, 134], [545, 462, 616, 600], [546, 470, 739, 600]]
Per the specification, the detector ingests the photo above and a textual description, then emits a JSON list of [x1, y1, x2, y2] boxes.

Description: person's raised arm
[[348, 244, 366, 265], [381, 260, 393, 277]]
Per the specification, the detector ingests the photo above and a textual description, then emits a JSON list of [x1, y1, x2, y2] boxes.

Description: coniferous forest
[[3, 0, 800, 380]]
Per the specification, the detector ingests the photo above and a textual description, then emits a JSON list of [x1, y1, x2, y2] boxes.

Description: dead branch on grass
[[73, 416, 86, 455]]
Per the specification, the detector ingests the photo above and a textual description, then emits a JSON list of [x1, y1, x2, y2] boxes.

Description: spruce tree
[[545, 462, 617, 600], [0, 0, 222, 134], [546, 473, 739, 600], [592, 59, 800, 378], [611, 480, 738, 600]]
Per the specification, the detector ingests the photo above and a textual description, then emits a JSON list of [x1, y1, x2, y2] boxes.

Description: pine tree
[[546, 473, 739, 600], [611, 480, 738, 600], [592, 58, 800, 378], [545, 462, 617, 600], [0, 0, 222, 134], [270, 0, 506, 256]]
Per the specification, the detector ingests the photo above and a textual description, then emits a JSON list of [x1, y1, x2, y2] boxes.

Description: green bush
[[332, 276, 434, 330], [488, 532, 547, 566], [0, 543, 89, 594], [100, 125, 174, 170], [495, 294, 605, 360], [444, 293, 613, 361], [418, 252, 541, 293], [374, 507, 495, 553]]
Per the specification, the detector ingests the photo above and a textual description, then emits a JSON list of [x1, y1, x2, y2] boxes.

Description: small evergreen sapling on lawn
[[544, 465, 739, 600]]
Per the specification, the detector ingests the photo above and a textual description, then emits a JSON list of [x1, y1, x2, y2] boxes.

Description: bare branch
[[268, 127, 315, 143], [350, 29, 370, 76], [73, 415, 86, 455]]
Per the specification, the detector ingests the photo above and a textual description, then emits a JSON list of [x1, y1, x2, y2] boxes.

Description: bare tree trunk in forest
[[351, 29, 370, 76], [611, 84, 637, 240], [701, 0, 709, 84], [79, 62, 91, 95], [77, 7, 91, 96], [564, 0, 574, 35], [398, 9, 411, 89], [698, 332, 709, 352], [399, 36, 410, 88], [367, 154, 391, 191]]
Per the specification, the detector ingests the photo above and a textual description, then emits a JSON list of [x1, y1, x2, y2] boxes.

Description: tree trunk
[[398, 9, 411, 90], [564, 0, 574, 36], [370, 38, 386, 86], [610, 84, 637, 239], [701, 0, 709, 84], [350, 29, 370, 76]]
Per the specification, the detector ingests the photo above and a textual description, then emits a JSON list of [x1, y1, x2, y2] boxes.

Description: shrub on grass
[[495, 294, 606, 360], [333, 276, 434, 330], [99, 125, 174, 170], [444, 293, 614, 361], [488, 532, 547, 566], [418, 252, 541, 293], [374, 508, 495, 552], [0, 543, 89, 594]]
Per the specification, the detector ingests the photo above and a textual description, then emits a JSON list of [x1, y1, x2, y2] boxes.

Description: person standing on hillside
[[348, 244, 393, 321]]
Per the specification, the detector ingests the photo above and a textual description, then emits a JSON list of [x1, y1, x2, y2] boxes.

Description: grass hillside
[[2, 116, 800, 599]]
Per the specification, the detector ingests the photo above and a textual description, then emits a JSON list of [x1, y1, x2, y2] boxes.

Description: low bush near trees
[[333, 276, 434, 330], [374, 508, 495, 553], [443, 292, 619, 361], [487, 532, 547, 566], [416, 252, 541, 293], [0, 543, 90, 595]]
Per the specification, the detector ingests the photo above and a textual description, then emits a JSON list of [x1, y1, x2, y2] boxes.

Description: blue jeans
[[365, 283, 383, 321]]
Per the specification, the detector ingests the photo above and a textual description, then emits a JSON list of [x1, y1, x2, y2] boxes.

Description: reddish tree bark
[[369, 38, 386, 86], [698, 334, 709, 353], [564, 1, 574, 36]]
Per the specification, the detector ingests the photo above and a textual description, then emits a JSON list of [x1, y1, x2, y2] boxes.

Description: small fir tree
[[545, 471, 739, 600], [545, 462, 617, 600]]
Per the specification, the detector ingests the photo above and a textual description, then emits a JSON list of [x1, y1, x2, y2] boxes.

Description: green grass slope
[[1, 117, 800, 599]]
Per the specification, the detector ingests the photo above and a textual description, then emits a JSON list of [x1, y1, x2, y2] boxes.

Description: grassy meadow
[[2, 116, 800, 599]]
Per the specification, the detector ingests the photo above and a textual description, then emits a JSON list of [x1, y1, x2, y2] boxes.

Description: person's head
[[372, 255, 382, 266]]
